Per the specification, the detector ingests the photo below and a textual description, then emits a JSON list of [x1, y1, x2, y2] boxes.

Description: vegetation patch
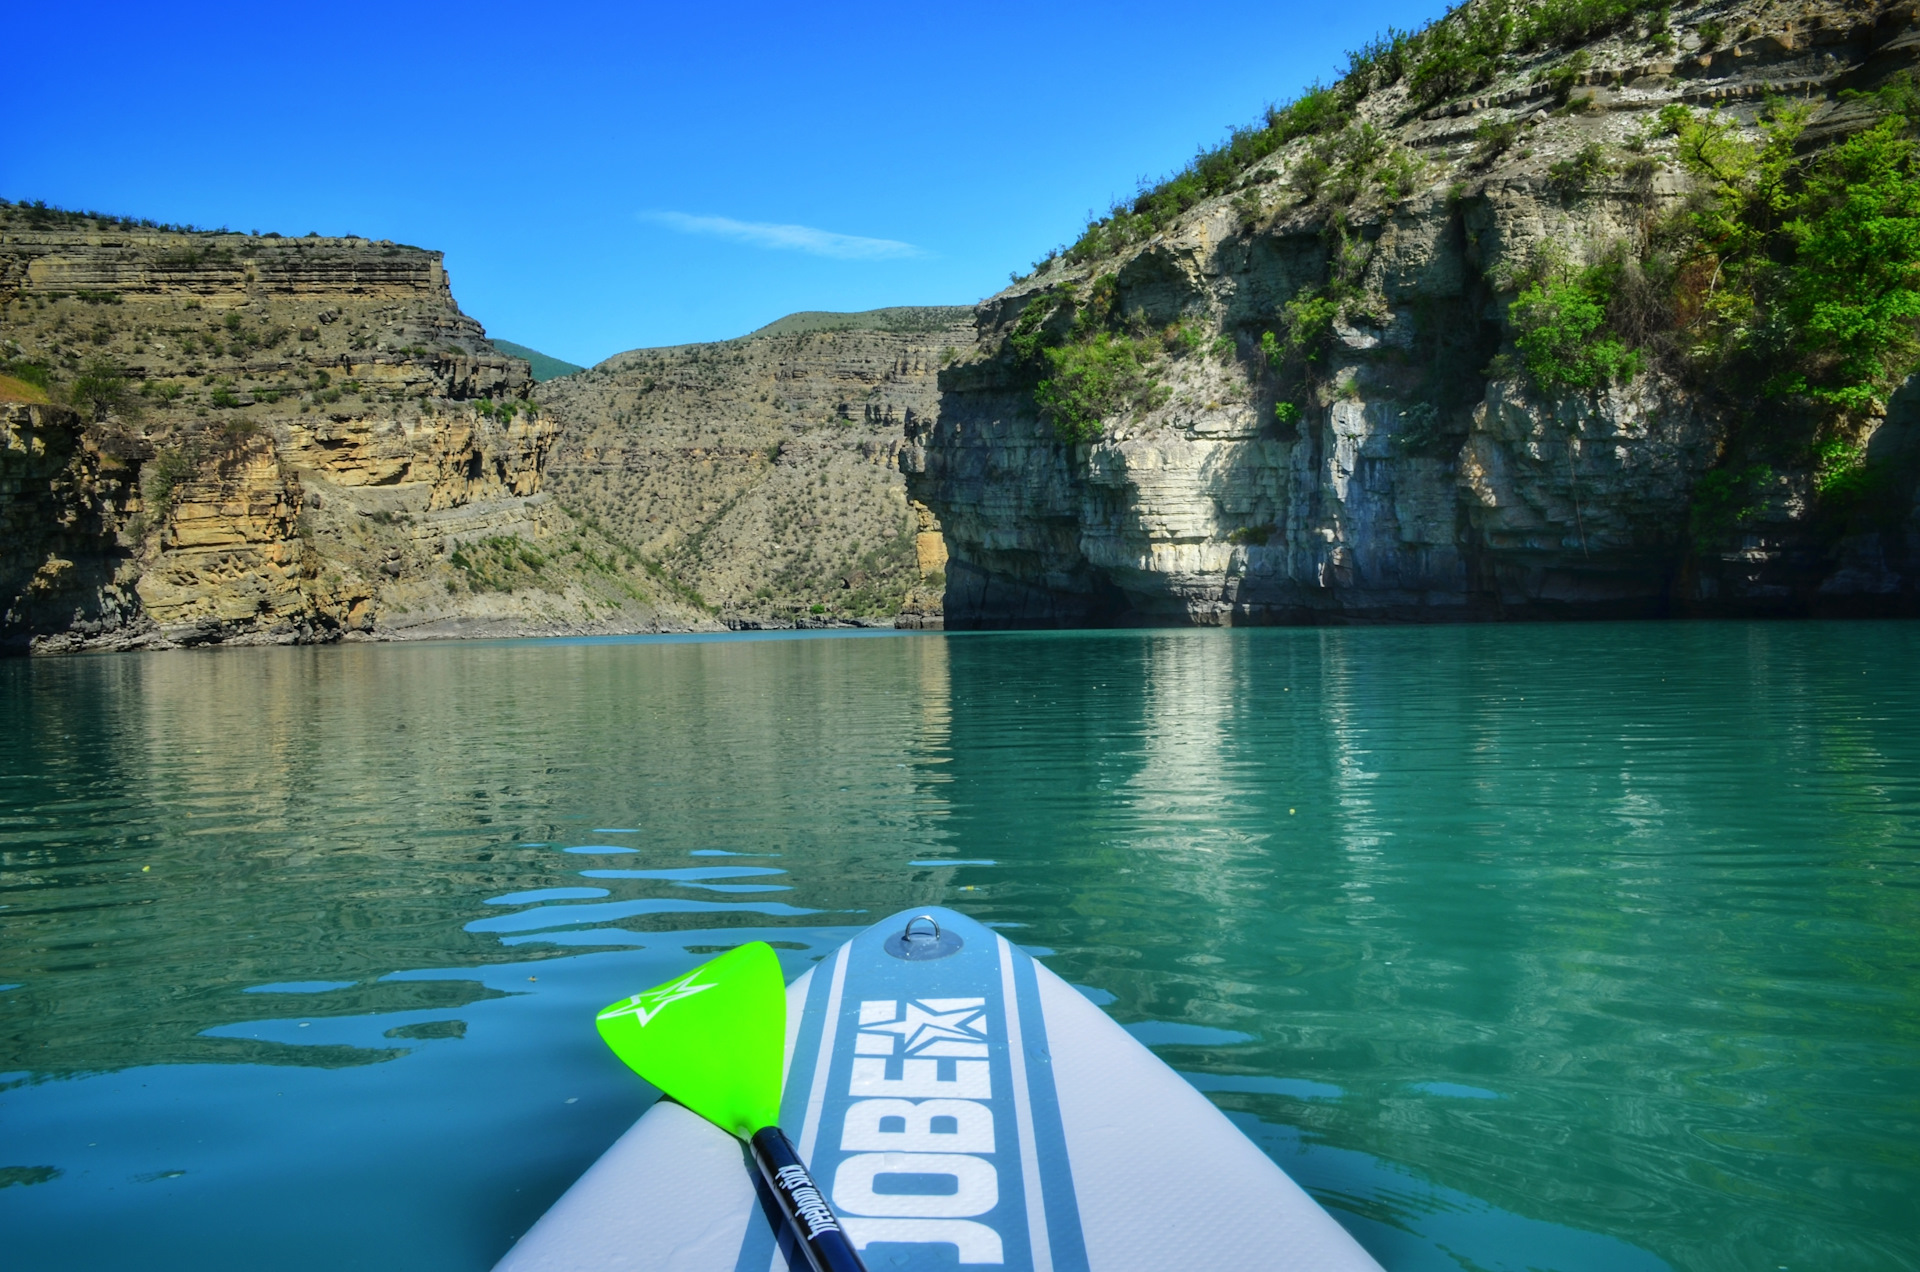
[[1510, 260, 1643, 391], [142, 443, 204, 528], [69, 356, 141, 422], [449, 537, 552, 594], [1037, 0, 1686, 275], [1035, 333, 1167, 444], [1547, 142, 1610, 196], [0, 372, 51, 404], [1688, 463, 1773, 541]]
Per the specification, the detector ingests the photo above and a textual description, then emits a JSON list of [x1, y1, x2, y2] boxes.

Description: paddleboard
[[495, 906, 1382, 1272]]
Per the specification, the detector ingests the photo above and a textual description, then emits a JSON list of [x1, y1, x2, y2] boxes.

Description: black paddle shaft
[[748, 1126, 869, 1272]]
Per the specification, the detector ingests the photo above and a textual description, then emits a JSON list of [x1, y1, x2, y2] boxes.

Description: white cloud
[[641, 211, 922, 260]]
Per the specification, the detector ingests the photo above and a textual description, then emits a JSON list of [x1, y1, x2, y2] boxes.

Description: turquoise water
[[2, 624, 1917, 1271]]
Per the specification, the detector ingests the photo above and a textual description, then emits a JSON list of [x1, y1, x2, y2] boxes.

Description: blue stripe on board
[[732, 908, 1086, 1272], [1009, 942, 1089, 1272]]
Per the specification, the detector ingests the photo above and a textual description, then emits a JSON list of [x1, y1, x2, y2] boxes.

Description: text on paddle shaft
[[832, 998, 1006, 1264], [772, 1165, 842, 1240]]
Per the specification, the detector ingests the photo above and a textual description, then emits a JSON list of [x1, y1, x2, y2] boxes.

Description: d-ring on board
[[884, 913, 964, 961]]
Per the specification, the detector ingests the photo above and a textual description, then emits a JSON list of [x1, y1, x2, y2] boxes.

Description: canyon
[[13, 0, 1920, 649], [0, 207, 969, 650]]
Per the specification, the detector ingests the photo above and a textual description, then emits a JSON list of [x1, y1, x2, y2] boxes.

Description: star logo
[[868, 1000, 988, 1054], [596, 969, 716, 1029]]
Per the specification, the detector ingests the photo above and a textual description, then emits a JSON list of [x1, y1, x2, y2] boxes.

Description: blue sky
[[6, 1, 1446, 366]]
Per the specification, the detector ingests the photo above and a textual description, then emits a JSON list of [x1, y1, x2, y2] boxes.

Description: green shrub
[[1375, 148, 1424, 199], [142, 443, 203, 525], [1768, 118, 1920, 411], [1274, 401, 1302, 424], [1840, 74, 1920, 129], [1169, 320, 1209, 355], [1812, 437, 1869, 497], [1006, 303, 1067, 368], [1227, 524, 1276, 546], [1548, 143, 1609, 195], [1520, 0, 1653, 51], [1344, 27, 1418, 93], [1035, 332, 1165, 443], [1473, 117, 1521, 166], [1397, 401, 1453, 453], [1407, 0, 1511, 106], [1280, 290, 1340, 364], [69, 356, 139, 421], [1689, 463, 1772, 539], [1664, 97, 1920, 416], [1510, 265, 1643, 391]]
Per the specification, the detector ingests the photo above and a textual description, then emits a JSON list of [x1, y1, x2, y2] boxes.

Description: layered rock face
[[1, 403, 144, 641], [0, 213, 705, 650], [909, 0, 1920, 626], [539, 308, 972, 626]]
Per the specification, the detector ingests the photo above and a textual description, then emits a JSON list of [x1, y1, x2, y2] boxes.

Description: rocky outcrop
[[909, 0, 1920, 626], [0, 212, 709, 650], [1, 403, 146, 646], [539, 308, 972, 626]]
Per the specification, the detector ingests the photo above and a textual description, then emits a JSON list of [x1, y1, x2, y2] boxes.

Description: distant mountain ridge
[[491, 340, 583, 382], [743, 306, 972, 340]]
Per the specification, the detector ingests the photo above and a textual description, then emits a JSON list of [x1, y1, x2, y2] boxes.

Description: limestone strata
[[134, 436, 347, 644], [284, 407, 552, 508], [1, 215, 706, 650], [909, 0, 1920, 626], [539, 309, 973, 626]]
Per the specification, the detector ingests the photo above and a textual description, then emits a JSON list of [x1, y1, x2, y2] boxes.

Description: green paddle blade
[[595, 941, 786, 1139]]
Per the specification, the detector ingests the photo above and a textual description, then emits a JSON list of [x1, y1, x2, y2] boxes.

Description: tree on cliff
[[67, 356, 139, 423]]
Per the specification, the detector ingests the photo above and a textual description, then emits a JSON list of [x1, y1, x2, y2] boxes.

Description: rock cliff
[[537, 307, 972, 627], [908, 0, 1920, 625], [0, 209, 709, 651]]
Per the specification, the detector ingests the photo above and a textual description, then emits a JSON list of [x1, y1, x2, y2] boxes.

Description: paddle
[[596, 942, 868, 1272]]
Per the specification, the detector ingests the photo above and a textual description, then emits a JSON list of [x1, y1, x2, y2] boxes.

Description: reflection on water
[[3, 624, 1918, 1271]]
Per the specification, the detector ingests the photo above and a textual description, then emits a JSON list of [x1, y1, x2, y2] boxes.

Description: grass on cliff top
[[0, 373, 51, 404], [0, 197, 414, 249]]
